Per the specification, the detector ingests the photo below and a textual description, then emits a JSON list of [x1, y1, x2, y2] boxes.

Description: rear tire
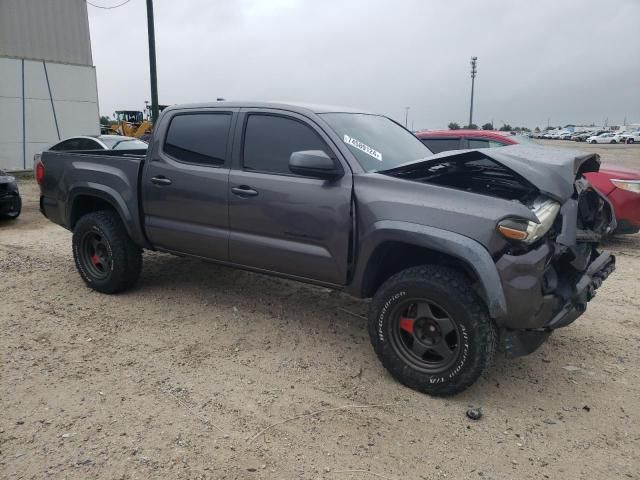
[[368, 265, 497, 396], [72, 210, 142, 293]]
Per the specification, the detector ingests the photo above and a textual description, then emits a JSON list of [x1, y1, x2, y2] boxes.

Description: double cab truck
[[37, 102, 615, 396]]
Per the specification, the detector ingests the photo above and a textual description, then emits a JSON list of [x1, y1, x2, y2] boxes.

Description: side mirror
[[289, 150, 343, 180]]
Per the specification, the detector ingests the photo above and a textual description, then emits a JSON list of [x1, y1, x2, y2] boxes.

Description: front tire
[[368, 265, 497, 396], [72, 210, 142, 293], [1, 195, 21, 220], [591, 140, 597, 144]]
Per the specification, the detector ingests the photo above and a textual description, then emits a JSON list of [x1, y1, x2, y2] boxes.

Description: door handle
[[151, 176, 172, 186], [231, 185, 258, 197]]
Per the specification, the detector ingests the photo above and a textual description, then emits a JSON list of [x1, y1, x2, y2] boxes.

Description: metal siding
[[0, 57, 99, 171], [0, 58, 23, 170], [46, 62, 99, 101], [55, 99, 100, 138], [0, 56, 22, 97], [0, 0, 92, 66]]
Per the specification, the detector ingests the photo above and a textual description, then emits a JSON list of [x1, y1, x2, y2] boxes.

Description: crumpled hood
[[401, 145, 601, 201]]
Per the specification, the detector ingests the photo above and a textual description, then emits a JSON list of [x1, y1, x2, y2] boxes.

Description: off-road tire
[[72, 210, 142, 293], [368, 265, 497, 396]]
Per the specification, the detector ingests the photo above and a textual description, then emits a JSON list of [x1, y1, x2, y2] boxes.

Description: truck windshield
[[320, 113, 432, 172]]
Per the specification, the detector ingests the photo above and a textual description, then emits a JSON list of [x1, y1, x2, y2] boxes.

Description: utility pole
[[146, 0, 159, 123], [468, 56, 477, 127], [404, 107, 410, 128]]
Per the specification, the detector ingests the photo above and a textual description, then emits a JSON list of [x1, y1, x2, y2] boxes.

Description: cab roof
[[162, 101, 374, 115]]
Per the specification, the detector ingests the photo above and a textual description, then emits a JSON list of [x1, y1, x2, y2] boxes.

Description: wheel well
[[361, 241, 480, 298], [69, 195, 117, 229]]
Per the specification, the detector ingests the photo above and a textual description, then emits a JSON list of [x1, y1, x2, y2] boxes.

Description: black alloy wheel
[[389, 299, 461, 374], [79, 229, 113, 280]]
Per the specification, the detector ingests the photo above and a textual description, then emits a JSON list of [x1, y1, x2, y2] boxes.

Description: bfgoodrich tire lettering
[[72, 210, 142, 294], [368, 265, 497, 396]]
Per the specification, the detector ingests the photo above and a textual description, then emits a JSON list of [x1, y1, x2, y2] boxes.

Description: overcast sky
[[87, 0, 640, 130]]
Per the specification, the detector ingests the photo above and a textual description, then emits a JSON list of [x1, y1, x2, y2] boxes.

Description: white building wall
[[0, 0, 92, 66], [0, 57, 99, 171], [0, 57, 24, 171]]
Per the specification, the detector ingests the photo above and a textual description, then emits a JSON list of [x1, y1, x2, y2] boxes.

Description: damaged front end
[[383, 146, 616, 356], [495, 174, 616, 356]]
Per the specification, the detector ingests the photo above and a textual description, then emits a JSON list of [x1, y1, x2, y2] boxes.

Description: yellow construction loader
[[106, 110, 153, 138]]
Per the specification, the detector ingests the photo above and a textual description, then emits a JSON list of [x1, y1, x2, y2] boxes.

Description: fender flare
[[349, 220, 508, 320], [67, 183, 148, 248]]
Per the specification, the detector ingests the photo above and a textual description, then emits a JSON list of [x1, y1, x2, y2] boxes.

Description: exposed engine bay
[[383, 148, 615, 244], [382, 146, 616, 342], [384, 151, 539, 202]]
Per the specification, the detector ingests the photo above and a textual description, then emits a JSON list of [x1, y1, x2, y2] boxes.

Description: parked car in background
[[33, 135, 148, 171], [620, 130, 640, 144], [585, 166, 640, 234], [416, 129, 640, 234], [573, 131, 599, 142], [560, 132, 574, 140], [50, 135, 148, 151], [547, 131, 568, 139], [0, 169, 21, 220], [36, 101, 616, 396], [587, 132, 619, 144], [570, 132, 586, 141]]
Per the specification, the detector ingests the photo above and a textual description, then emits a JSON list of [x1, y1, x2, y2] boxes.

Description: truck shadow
[[136, 252, 586, 404]]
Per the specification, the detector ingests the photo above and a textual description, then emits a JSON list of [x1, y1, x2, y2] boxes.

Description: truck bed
[[39, 149, 149, 247]]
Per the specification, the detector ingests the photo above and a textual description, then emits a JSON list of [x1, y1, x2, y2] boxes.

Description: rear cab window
[[163, 113, 232, 166]]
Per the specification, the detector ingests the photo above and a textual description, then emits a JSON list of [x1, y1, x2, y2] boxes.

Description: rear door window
[[420, 138, 461, 153], [163, 113, 232, 166]]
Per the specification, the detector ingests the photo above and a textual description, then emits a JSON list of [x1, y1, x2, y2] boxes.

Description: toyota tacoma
[[37, 102, 615, 396]]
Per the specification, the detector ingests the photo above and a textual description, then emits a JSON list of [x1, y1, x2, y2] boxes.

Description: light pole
[[468, 56, 477, 128], [404, 106, 410, 128], [146, 0, 159, 123]]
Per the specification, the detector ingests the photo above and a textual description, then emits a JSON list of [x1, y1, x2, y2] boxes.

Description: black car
[[0, 170, 21, 220]]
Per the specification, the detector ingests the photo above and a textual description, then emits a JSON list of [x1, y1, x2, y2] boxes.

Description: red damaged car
[[417, 129, 640, 234]]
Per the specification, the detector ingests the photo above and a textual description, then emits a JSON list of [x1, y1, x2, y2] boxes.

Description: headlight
[[611, 179, 640, 194], [497, 198, 561, 244]]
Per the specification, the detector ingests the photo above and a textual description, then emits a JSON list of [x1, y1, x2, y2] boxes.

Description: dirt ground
[[1, 141, 639, 479]]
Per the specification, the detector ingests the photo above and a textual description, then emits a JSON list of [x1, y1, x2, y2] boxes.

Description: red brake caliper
[[399, 317, 415, 334], [91, 253, 100, 266]]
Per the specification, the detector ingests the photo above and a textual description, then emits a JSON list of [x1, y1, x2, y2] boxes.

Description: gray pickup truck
[[37, 102, 615, 396]]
